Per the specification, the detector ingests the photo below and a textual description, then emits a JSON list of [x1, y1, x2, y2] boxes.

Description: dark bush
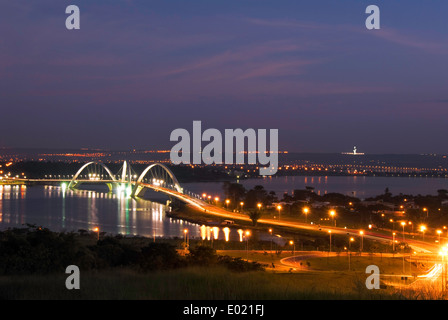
[[138, 242, 184, 271], [217, 255, 265, 272], [0, 226, 81, 274], [187, 245, 218, 266]]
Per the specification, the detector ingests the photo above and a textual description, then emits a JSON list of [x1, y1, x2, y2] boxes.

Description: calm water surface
[[0, 185, 201, 238], [1, 176, 447, 239], [183, 176, 448, 199]]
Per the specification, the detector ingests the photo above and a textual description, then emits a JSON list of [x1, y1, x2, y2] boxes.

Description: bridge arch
[[68, 161, 117, 189], [136, 163, 182, 193]]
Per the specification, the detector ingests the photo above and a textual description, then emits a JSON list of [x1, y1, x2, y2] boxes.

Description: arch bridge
[[67, 161, 185, 201]]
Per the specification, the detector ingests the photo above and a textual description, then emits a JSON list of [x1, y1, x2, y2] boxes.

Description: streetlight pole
[[289, 240, 295, 255], [329, 210, 336, 227], [420, 225, 426, 241], [402, 245, 405, 274], [328, 230, 332, 253], [392, 232, 396, 252], [303, 207, 309, 224], [277, 205, 282, 220], [245, 230, 251, 260], [359, 230, 364, 253], [348, 237, 354, 271], [401, 221, 406, 242], [93, 227, 100, 241], [184, 229, 189, 249]]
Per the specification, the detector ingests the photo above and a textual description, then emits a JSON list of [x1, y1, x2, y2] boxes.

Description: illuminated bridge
[[12, 161, 205, 207], [66, 161, 184, 196]]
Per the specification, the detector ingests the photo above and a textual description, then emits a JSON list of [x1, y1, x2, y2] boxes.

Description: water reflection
[[0, 185, 203, 238], [0, 185, 27, 225], [0, 185, 284, 245]]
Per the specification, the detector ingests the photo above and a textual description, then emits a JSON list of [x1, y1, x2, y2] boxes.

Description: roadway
[[142, 182, 439, 254]]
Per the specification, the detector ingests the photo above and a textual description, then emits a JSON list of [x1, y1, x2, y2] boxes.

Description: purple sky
[[1, 1, 448, 153]]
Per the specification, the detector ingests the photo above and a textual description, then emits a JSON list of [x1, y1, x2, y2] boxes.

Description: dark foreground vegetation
[[0, 225, 420, 300], [0, 225, 263, 276], [0, 266, 402, 300]]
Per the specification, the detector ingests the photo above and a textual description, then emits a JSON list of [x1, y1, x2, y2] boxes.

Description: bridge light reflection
[[200, 225, 207, 240], [212, 227, 219, 240], [206, 226, 211, 241], [223, 227, 230, 242], [237, 229, 244, 242], [126, 185, 132, 197]]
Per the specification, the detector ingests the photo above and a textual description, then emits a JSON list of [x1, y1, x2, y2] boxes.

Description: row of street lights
[[198, 198, 339, 226], [202, 195, 279, 216]]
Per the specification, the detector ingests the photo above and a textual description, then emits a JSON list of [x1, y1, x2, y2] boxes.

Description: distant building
[[341, 146, 365, 155]]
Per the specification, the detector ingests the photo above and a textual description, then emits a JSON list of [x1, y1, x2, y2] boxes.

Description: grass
[[299, 254, 420, 274], [0, 246, 436, 300], [217, 249, 424, 275], [0, 266, 402, 300]]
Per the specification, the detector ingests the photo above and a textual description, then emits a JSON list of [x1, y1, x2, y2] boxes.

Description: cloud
[[369, 29, 448, 54], [245, 17, 448, 54]]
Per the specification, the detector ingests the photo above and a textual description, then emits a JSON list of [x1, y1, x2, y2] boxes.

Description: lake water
[[0, 176, 447, 239], [183, 175, 448, 200], [0, 185, 202, 238]]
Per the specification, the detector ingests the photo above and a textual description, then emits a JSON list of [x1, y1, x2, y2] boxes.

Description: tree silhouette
[[222, 182, 246, 210]]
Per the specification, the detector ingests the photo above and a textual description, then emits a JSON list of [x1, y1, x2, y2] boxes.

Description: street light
[[289, 240, 295, 255], [328, 230, 332, 253], [240, 202, 244, 212], [423, 207, 428, 218], [303, 207, 309, 223], [401, 221, 406, 242], [277, 205, 282, 220], [93, 227, 100, 240], [329, 210, 336, 227], [420, 225, 427, 240], [257, 203, 262, 211], [437, 230, 442, 243], [390, 219, 395, 231], [225, 199, 230, 209], [184, 229, 189, 248]]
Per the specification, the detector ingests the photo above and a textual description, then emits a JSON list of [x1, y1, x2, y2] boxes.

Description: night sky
[[1, 1, 447, 153]]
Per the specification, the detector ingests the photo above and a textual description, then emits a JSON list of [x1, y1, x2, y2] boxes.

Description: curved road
[[146, 183, 439, 254]]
